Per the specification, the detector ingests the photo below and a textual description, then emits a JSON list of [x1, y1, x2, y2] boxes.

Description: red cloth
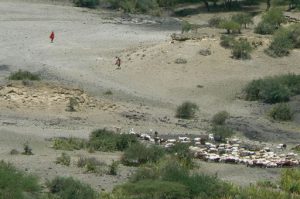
[[50, 32, 55, 40]]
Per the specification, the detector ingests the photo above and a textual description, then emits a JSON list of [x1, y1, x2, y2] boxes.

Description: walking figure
[[49, 31, 55, 43], [115, 56, 121, 69]]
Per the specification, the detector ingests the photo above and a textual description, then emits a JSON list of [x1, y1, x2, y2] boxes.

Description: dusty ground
[[0, 0, 300, 192]]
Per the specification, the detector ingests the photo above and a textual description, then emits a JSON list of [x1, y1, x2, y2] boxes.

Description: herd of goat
[[126, 128, 300, 168]]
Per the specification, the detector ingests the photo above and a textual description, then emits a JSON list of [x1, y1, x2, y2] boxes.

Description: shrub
[[166, 143, 194, 169], [255, 21, 277, 35], [114, 180, 190, 199], [66, 97, 79, 112], [108, 0, 160, 14], [0, 161, 40, 199], [262, 8, 286, 27], [181, 21, 192, 33], [219, 20, 241, 34], [174, 58, 187, 64], [269, 103, 293, 121], [9, 70, 40, 81], [290, 24, 300, 48], [104, 90, 113, 95], [237, 185, 293, 199], [208, 16, 223, 27], [212, 111, 230, 125], [231, 38, 253, 59], [211, 125, 234, 142], [88, 129, 137, 152], [266, 28, 294, 57], [52, 137, 87, 151], [220, 35, 235, 48], [176, 101, 198, 119], [244, 74, 300, 103], [108, 160, 119, 175], [281, 169, 300, 194], [77, 157, 106, 174], [231, 13, 253, 29], [47, 177, 98, 199], [122, 143, 165, 166], [22, 142, 33, 155], [56, 152, 71, 166], [130, 166, 160, 182], [73, 0, 99, 8]]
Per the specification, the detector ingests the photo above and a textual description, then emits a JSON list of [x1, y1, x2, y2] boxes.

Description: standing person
[[49, 31, 55, 43], [115, 56, 121, 69]]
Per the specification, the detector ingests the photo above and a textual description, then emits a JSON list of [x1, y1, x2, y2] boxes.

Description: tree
[[262, 8, 286, 27], [231, 13, 253, 29], [219, 20, 241, 34]]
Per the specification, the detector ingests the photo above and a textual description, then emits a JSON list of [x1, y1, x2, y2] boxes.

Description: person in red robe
[[49, 31, 55, 43]]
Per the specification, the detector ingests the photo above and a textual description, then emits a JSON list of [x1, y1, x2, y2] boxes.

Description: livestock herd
[[126, 128, 300, 168]]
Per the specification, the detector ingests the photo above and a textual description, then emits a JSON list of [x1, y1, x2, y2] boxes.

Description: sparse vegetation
[[47, 176, 98, 199], [174, 58, 187, 64], [269, 103, 293, 121], [22, 142, 33, 155], [219, 19, 241, 34], [66, 97, 79, 112], [231, 38, 253, 59], [52, 137, 87, 151], [9, 70, 40, 81], [122, 143, 165, 166], [104, 90, 113, 95], [181, 21, 192, 33], [108, 160, 119, 175], [255, 8, 286, 35], [56, 152, 71, 166], [0, 161, 40, 199], [211, 125, 235, 142], [208, 15, 223, 27], [77, 156, 107, 174], [266, 28, 294, 57], [220, 35, 235, 48], [244, 73, 300, 103], [73, 0, 99, 8], [231, 13, 253, 29], [212, 111, 230, 125], [89, 129, 138, 152], [281, 169, 300, 194], [176, 101, 198, 119]]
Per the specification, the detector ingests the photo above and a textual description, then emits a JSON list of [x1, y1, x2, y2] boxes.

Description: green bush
[[255, 21, 277, 35], [255, 8, 286, 35], [108, 160, 119, 175], [0, 161, 40, 199], [176, 101, 198, 119], [220, 35, 236, 48], [269, 103, 292, 121], [181, 21, 192, 33], [77, 157, 106, 174], [237, 185, 294, 199], [290, 24, 300, 48], [52, 137, 87, 151], [281, 169, 300, 194], [122, 143, 165, 166], [166, 143, 194, 169], [56, 152, 71, 166], [114, 180, 190, 199], [9, 70, 40, 81], [219, 20, 241, 34], [244, 74, 300, 103], [88, 129, 138, 152], [266, 28, 294, 57], [212, 111, 230, 125], [47, 177, 98, 199], [73, 0, 99, 8], [231, 38, 253, 59], [231, 13, 253, 29], [211, 125, 234, 142], [107, 0, 160, 14]]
